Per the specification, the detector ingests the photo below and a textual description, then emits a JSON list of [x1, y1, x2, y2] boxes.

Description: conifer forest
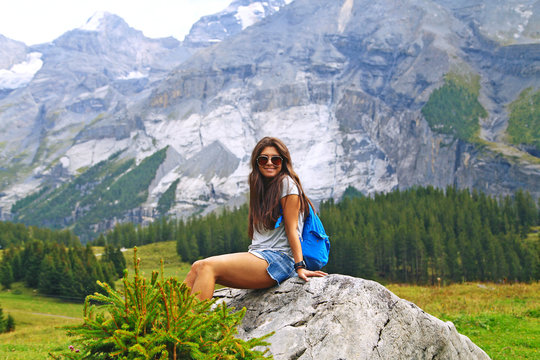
[[1, 186, 538, 301], [99, 186, 540, 285]]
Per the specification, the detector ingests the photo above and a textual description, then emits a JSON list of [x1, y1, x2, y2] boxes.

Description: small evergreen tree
[[51, 248, 273, 359], [0, 262, 14, 290], [0, 303, 13, 333], [5, 314, 15, 332], [0, 304, 5, 333]]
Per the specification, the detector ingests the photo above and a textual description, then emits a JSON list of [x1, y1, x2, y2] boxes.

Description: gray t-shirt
[[249, 176, 304, 258]]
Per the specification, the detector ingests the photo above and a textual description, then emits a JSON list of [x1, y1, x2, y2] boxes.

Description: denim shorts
[[249, 249, 296, 285]]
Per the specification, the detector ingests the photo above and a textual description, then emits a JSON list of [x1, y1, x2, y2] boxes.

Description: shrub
[[51, 248, 273, 359], [507, 87, 540, 153], [421, 72, 487, 142], [5, 314, 15, 332]]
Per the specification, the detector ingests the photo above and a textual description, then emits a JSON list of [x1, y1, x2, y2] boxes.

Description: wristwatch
[[294, 260, 306, 271]]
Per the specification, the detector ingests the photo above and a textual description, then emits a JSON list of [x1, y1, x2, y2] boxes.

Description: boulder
[[214, 274, 490, 359]]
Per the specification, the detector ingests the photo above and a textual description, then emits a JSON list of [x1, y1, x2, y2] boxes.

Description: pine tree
[[176, 231, 192, 263], [0, 304, 4, 333], [23, 241, 44, 288], [11, 251, 23, 282], [94, 233, 106, 246], [51, 249, 272, 359], [5, 314, 15, 332], [0, 262, 13, 290], [38, 255, 57, 295]]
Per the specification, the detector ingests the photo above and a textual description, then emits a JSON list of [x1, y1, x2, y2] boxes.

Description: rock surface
[[214, 274, 490, 360]]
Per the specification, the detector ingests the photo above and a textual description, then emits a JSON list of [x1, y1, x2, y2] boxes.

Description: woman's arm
[[281, 194, 303, 263], [281, 194, 327, 281]]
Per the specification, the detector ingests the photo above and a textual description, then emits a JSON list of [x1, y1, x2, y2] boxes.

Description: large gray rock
[[215, 274, 490, 359]]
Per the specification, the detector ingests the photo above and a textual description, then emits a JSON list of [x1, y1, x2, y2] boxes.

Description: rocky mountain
[[145, 0, 539, 204], [0, 12, 191, 212], [215, 275, 490, 359], [0, 0, 538, 238], [184, 0, 294, 48]]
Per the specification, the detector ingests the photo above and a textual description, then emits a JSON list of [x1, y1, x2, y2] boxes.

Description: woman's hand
[[296, 267, 328, 282]]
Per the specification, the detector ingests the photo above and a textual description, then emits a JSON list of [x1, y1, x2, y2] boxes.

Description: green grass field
[[0, 241, 538, 359], [0, 242, 190, 360], [120, 241, 191, 281], [387, 282, 540, 359], [0, 284, 83, 359]]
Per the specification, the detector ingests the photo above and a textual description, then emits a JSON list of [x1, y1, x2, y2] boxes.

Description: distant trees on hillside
[[96, 186, 539, 285], [322, 187, 538, 284], [421, 73, 487, 142], [0, 225, 125, 300], [157, 179, 180, 216], [0, 221, 79, 249], [12, 147, 169, 242], [507, 87, 540, 153]]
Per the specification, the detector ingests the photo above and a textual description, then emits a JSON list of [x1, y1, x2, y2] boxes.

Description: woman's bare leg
[[184, 252, 276, 300]]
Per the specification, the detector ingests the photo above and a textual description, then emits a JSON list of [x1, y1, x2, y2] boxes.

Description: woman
[[184, 137, 327, 300]]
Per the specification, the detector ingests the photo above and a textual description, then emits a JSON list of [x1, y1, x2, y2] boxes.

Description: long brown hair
[[248, 137, 313, 238]]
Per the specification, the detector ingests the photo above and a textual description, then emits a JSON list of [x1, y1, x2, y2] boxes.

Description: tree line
[[0, 228, 126, 300], [12, 147, 168, 242], [421, 73, 487, 142], [507, 87, 540, 153], [95, 186, 539, 285], [0, 221, 80, 249], [6, 185, 536, 298], [322, 186, 538, 284]]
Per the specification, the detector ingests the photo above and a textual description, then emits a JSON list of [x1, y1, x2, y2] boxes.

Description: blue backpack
[[275, 204, 330, 271]]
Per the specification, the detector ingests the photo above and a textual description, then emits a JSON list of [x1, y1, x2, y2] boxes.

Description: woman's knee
[[190, 259, 214, 277]]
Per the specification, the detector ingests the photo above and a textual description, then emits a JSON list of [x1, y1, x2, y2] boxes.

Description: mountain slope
[[0, 12, 193, 211], [146, 0, 539, 205], [0, 0, 539, 237], [184, 0, 294, 47]]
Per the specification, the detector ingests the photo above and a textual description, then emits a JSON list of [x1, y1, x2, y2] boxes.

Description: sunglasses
[[257, 155, 283, 166]]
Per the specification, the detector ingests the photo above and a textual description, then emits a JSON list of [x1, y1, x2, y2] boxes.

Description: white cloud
[[0, 52, 43, 89]]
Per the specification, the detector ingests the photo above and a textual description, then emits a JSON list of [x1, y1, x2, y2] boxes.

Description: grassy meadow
[[387, 282, 540, 359], [0, 284, 83, 359], [0, 240, 538, 359], [0, 242, 190, 360]]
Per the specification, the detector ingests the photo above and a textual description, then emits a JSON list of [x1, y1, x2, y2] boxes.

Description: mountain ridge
[[0, 0, 538, 238]]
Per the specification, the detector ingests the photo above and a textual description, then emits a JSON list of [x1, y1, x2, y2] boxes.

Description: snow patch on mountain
[[117, 70, 148, 80], [79, 12, 107, 31], [235, 3, 266, 30], [184, 0, 296, 47], [513, 4, 533, 39], [0, 52, 43, 89], [338, 0, 354, 33]]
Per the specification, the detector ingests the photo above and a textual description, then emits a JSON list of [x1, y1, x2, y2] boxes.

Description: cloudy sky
[[0, 0, 229, 45]]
